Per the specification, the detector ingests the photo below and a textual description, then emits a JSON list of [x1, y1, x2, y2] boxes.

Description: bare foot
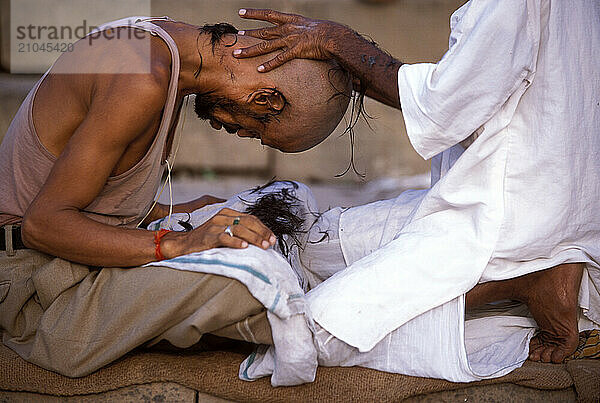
[[466, 263, 583, 363], [522, 263, 583, 363]]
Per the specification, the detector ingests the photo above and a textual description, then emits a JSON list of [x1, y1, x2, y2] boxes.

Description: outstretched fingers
[[239, 26, 287, 41], [235, 8, 333, 72], [217, 208, 276, 248], [238, 8, 300, 24], [217, 230, 249, 249], [258, 50, 297, 72], [229, 223, 271, 249], [233, 38, 288, 58]]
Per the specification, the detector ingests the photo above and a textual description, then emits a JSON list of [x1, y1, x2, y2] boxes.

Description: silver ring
[[224, 225, 234, 237]]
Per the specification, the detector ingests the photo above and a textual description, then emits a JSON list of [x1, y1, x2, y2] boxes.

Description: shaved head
[[195, 32, 352, 152]]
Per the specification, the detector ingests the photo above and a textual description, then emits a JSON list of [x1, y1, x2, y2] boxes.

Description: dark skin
[[465, 263, 583, 363], [233, 9, 402, 109], [233, 8, 586, 364]]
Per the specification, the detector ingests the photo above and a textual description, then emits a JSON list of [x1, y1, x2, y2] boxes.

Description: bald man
[[0, 17, 350, 376]]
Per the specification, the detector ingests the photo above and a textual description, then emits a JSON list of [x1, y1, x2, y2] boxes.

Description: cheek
[[211, 110, 234, 125], [240, 115, 263, 130]]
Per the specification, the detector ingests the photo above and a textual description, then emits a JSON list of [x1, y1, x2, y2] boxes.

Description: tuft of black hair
[[249, 178, 299, 195], [242, 186, 305, 258], [194, 23, 239, 79], [199, 23, 239, 52]]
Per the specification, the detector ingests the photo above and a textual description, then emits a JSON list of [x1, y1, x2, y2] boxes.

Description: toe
[[540, 345, 555, 363], [528, 336, 543, 361], [529, 336, 542, 350], [551, 347, 568, 363], [529, 345, 543, 361]]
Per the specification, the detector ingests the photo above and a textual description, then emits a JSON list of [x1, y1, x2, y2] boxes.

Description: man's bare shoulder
[[85, 72, 170, 136], [96, 62, 169, 103], [52, 28, 173, 116]]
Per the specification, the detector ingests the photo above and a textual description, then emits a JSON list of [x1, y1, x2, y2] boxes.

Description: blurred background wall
[[0, 0, 466, 183]]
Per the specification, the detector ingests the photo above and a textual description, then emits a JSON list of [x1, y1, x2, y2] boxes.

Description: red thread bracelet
[[154, 229, 172, 261]]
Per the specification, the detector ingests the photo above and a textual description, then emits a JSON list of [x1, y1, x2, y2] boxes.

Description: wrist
[[156, 231, 183, 260], [325, 22, 364, 59], [324, 23, 354, 59]]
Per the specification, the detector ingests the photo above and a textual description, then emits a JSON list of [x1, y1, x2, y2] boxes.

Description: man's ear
[[248, 88, 286, 114]]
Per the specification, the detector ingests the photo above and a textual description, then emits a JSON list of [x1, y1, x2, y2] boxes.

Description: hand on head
[[233, 8, 343, 72], [233, 8, 403, 110], [195, 28, 352, 153]]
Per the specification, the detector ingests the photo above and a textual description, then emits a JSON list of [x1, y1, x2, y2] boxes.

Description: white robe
[[308, 0, 600, 354]]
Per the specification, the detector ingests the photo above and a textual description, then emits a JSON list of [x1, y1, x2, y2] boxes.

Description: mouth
[[223, 124, 241, 134], [234, 129, 262, 140], [213, 119, 262, 141]]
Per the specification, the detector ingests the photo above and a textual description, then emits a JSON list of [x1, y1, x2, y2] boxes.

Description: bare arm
[[233, 9, 402, 109], [22, 76, 274, 267]]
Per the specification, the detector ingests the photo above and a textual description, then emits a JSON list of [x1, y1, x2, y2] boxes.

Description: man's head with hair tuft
[[194, 30, 352, 153]]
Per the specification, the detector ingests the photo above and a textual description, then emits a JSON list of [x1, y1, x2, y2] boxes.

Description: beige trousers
[[0, 248, 272, 377]]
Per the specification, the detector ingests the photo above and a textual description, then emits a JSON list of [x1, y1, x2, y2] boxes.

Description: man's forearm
[[327, 25, 403, 109], [22, 207, 161, 267], [22, 202, 273, 267], [141, 202, 194, 228], [143, 202, 197, 227], [141, 202, 168, 227]]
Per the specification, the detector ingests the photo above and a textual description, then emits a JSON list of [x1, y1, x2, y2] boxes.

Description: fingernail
[[241, 241, 248, 247], [270, 235, 276, 244], [262, 240, 270, 249], [237, 30, 245, 36], [233, 49, 242, 56], [258, 65, 265, 72], [239, 9, 246, 15]]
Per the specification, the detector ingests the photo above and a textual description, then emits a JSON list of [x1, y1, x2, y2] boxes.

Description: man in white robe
[[233, 0, 600, 364]]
